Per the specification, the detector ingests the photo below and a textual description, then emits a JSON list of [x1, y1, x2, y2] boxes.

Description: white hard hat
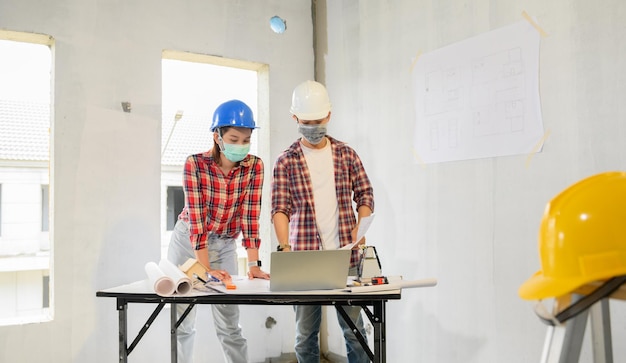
[[290, 80, 332, 120]]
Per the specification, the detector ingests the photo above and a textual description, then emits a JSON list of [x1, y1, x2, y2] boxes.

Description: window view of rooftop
[[160, 56, 260, 272], [0, 37, 52, 325]]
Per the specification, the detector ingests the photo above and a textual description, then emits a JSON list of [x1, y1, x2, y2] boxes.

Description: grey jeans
[[167, 219, 248, 363]]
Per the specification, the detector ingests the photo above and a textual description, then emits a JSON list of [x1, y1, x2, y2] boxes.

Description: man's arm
[[272, 212, 291, 251], [351, 205, 373, 246]]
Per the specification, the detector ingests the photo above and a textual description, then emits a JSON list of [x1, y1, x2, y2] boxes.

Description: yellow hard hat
[[519, 171, 626, 300]]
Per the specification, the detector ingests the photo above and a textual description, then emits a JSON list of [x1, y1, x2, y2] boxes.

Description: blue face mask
[[298, 124, 327, 145], [221, 142, 250, 162]]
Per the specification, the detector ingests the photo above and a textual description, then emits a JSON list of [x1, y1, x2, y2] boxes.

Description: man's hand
[[350, 225, 366, 248], [248, 266, 270, 280]]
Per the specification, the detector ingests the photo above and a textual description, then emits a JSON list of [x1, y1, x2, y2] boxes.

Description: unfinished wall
[[3, 0, 626, 362], [317, 1, 626, 362], [0, 1, 313, 362]]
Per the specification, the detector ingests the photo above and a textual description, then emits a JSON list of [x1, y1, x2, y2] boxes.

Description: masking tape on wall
[[409, 50, 422, 73], [525, 129, 551, 168], [522, 11, 548, 37]]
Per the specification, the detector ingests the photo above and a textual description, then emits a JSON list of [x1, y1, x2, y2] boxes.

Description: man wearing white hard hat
[[271, 80, 375, 362]]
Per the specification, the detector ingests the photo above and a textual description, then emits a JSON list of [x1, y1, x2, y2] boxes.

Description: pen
[[193, 273, 207, 284], [197, 273, 237, 290]]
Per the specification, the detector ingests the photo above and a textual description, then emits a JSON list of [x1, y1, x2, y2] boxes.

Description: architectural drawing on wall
[[413, 20, 543, 163]]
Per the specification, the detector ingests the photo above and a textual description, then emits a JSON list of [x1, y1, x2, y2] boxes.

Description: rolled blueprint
[[158, 259, 192, 295], [145, 261, 177, 296], [348, 278, 438, 293]]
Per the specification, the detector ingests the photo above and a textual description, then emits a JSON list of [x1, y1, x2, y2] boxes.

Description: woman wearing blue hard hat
[[167, 99, 270, 363]]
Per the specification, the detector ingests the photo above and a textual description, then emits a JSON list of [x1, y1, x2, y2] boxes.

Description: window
[[0, 30, 53, 325], [166, 186, 184, 231], [41, 185, 49, 232], [160, 51, 270, 273]]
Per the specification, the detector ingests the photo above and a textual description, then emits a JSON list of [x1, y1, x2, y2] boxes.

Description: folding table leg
[[337, 302, 387, 363], [358, 302, 386, 363], [170, 302, 195, 363], [117, 298, 128, 363], [171, 303, 177, 363], [335, 305, 375, 361], [372, 301, 386, 363]]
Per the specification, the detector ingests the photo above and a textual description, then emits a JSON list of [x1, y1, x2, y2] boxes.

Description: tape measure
[[371, 276, 388, 285]]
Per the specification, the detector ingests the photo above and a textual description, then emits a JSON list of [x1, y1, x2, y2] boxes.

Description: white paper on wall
[[412, 20, 544, 164]]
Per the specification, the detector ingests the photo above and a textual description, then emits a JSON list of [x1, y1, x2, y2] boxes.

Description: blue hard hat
[[211, 100, 257, 131]]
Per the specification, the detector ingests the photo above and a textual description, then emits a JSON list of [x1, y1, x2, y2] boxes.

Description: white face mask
[[298, 123, 327, 145]]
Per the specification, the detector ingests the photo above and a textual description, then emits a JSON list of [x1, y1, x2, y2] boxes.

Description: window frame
[[0, 30, 54, 326], [160, 50, 271, 273]]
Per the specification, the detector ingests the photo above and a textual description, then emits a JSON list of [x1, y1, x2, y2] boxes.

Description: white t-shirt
[[301, 139, 340, 250]]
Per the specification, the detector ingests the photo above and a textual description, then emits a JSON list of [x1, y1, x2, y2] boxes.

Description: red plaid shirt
[[183, 152, 264, 250], [271, 136, 374, 267]]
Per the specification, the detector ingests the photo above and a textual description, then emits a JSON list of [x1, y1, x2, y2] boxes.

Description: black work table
[[96, 278, 403, 363]]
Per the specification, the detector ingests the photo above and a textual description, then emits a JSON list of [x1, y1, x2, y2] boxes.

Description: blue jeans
[[167, 219, 248, 363], [293, 268, 370, 363]]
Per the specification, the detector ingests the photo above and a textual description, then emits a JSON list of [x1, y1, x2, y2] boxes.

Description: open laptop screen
[[269, 250, 351, 291]]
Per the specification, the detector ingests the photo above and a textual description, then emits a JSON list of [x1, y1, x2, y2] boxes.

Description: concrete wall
[[3, 0, 626, 362], [0, 1, 313, 362], [316, 1, 626, 362]]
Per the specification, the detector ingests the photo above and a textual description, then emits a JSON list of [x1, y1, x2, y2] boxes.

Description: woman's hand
[[247, 266, 270, 280], [207, 269, 232, 282]]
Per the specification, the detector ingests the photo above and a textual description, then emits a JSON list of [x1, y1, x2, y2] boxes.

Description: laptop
[[270, 249, 351, 291]]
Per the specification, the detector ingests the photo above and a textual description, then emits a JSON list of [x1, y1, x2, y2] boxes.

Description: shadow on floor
[[263, 353, 344, 363]]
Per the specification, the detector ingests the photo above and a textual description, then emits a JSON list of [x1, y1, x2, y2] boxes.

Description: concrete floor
[[263, 353, 341, 363]]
